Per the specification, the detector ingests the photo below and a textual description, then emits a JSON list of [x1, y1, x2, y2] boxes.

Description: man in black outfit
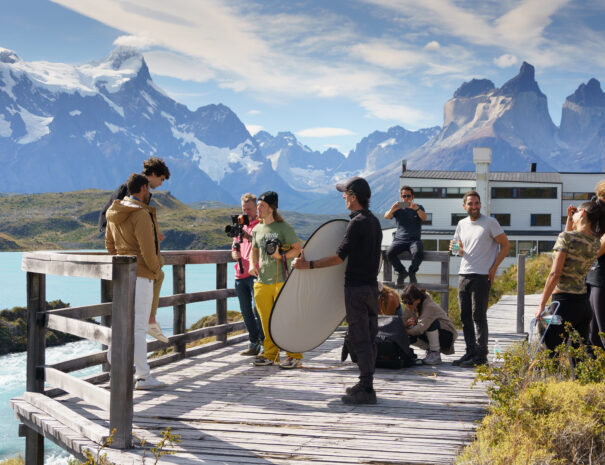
[[292, 176, 382, 404]]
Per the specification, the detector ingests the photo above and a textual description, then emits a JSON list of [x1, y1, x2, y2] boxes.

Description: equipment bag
[[341, 316, 417, 369]]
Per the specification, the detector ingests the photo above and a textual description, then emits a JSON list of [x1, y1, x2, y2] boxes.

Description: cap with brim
[[258, 191, 278, 208], [335, 176, 371, 200]]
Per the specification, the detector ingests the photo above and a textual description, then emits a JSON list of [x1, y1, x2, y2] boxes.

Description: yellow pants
[[150, 268, 164, 321], [254, 281, 302, 362]]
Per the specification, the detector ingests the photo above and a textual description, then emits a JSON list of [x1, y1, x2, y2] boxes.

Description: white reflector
[[269, 219, 348, 353]]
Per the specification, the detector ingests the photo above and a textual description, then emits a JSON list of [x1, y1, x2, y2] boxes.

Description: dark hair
[[462, 190, 480, 203], [142, 157, 170, 180], [348, 190, 370, 209], [579, 199, 605, 237], [400, 185, 414, 196], [127, 173, 149, 195], [401, 283, 427, 304]]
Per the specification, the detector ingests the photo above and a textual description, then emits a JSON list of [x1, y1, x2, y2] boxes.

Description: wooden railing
[[381, 250, 450, 312], [21, 250, 245, 459]]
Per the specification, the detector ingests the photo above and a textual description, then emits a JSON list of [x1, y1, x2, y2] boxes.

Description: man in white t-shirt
[[450, 190, 509, 367]]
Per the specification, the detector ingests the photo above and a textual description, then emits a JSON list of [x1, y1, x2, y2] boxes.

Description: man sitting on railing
[[105, 173, 166, 390]]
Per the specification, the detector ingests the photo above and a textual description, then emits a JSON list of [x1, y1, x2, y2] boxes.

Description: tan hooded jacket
[[105, 196, 161, 280]]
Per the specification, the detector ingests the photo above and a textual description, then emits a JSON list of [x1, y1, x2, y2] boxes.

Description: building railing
[[21, 250, 245, 458]]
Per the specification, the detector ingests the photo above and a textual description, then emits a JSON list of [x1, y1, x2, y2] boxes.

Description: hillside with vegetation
[[0, 190, 345, 251]]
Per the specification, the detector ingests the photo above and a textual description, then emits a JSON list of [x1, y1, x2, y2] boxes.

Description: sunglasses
[[401, 194, 412, 198]]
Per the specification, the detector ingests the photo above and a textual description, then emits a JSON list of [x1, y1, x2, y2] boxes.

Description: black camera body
[[225, 214, 249, 238], [265, 238, 282, 256]]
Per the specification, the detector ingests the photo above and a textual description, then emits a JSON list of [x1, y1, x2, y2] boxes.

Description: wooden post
[[440, 258, 449, 313], [109, 256, 137, 449], [101, 279, 113, 372], [25, 272, 46, 465], [381, 251, 392, 283], [516, 253, 526, 334], [216, 263, 228, 342], [173, 264, 186, 356]]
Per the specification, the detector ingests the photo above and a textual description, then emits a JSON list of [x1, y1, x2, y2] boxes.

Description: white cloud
[[113, 34, 159, 50], [296, 127, 355, 138], [245, 124, 263, 135], [424, 41, 440, 50], [144, 50, 215, 82], [248, 109, 261, 115], [350, 42, 424, 70], [494, 54, 518, 68], [360, 95, 432, 129]]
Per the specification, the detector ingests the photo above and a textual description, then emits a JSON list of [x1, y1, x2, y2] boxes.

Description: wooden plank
[[44, 367, 110, 410], [101, 279, 113, 372], [47, 314, 112, 346], [157, 288, 236, 307], [23, 392, 109, 444], [43, 302, 112, 319], [216, 262, 228, 343], [145, 321, 246, 352], [394, 250, 450, 263], [22, 251, 115, 263], [50, 351, 107, 373], [109, 258, 136, 449], [26, 271, 45, 465], [172, 263, 186, 356], [22, 257, 113, 280], [161, 250, 233, 265]]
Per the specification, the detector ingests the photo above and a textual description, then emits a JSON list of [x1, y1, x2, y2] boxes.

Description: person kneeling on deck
[[105, 173, 166, 390], [248, 191, 303, 369], [292, 176, 382, 404], [401, 284, 457, 365]]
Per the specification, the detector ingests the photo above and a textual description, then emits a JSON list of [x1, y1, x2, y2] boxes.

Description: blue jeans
[[235, 276, 264, 344], [387, 238, 424, 274]]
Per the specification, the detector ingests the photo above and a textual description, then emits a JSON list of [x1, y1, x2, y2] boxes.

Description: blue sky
[[2, 0, 605, 153]]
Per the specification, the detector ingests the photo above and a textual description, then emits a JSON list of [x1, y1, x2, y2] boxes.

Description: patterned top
[[553, 231, 600, 294]]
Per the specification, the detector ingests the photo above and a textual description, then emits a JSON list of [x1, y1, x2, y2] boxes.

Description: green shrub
[[0, 455, 24, 465]]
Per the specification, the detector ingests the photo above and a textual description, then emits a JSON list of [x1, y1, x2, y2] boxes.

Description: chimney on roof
[[473, 147, 492, 216], [401, 159, 407, 175], [530, 162, 537, 172]]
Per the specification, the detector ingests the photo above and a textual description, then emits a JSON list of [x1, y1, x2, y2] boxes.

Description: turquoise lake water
[[0, 251, 238, 463]]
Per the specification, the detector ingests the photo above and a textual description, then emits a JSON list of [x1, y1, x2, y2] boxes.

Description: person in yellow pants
[[249, 191, 303, 369]]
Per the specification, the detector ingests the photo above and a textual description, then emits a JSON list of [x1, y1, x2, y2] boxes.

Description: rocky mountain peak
[[497, 61, 544, 97], [0, 48, 20, 64], [103, 46, 144, 71], [453, 78, 495, 98], [567, 78, 605, 107]]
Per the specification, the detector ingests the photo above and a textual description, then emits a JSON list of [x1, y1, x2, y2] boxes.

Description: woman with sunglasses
[[536, 198, 605, 351], [401, 284, 457, 365]]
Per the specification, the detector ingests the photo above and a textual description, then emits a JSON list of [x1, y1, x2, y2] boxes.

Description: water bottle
[[451, 241, 460, 256], [543, 314, 562, 325], [493, 339, 502, 361]]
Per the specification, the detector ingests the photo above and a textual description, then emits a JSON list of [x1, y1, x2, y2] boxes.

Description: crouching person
[[401, 284, 457, 365], [105, 173, 166, 390]]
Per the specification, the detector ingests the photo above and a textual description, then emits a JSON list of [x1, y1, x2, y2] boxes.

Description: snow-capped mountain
[[0, 46, 304, 206]]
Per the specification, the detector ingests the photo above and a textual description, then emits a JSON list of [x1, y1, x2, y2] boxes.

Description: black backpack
[[341, 316, 417, 369]]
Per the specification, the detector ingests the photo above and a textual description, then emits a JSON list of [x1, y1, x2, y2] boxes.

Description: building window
[[492, 187, 557, 199], [562, 192, 573, 200], [563, 191, 593, 200], [507, 241, 517, 257], [414, 187, 475, 198], [422, 213, 432, 225], [438, 239, 450, 251], [423, 239, 437, 251], [531, 214, 551, 226], [451, 213, 467, 225], [538, 241, 555, 253], [491, 213, 511, 226], [561, 216, 567, 225]]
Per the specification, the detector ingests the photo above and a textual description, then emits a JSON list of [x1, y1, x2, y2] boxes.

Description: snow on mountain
[[0, 46, 304, 206]]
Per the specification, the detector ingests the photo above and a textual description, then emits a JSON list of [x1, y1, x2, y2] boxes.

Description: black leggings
[[409, 320, 454, 351], [544, 293, 592, 351], [588, 285, 605, 349]]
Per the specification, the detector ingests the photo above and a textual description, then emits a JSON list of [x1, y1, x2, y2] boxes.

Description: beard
[[468, 209, 481, 220]]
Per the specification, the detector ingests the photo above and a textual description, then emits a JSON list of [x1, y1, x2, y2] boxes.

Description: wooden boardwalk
[[11, 294, 541, 465]]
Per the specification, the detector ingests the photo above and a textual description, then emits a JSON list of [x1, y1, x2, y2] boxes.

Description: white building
[[383, 148, 604, 286]]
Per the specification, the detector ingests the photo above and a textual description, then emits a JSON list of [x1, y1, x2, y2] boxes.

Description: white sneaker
[[135, 375, 166, 390], [147, 322, 169, 343], [423, 350, 442, 365], [279, 356, 302, 369]]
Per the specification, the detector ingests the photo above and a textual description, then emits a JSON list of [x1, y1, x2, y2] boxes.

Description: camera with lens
[[265, 238, 282, 256], [225, 214, 249, 238]]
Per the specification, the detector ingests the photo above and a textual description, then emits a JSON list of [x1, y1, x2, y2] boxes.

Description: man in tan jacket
[[106, 173, 165, 390]]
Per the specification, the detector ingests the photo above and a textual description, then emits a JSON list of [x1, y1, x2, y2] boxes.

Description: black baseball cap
[[335, 176, 371, 200], [258, 191, 278, 208]]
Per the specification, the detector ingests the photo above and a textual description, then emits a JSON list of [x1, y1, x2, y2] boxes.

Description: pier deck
[[12, 294, 539, 465]]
